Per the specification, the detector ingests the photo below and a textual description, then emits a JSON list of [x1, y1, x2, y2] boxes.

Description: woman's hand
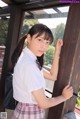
[[55, 39, 63, 56], [62, 85, 73, 101]]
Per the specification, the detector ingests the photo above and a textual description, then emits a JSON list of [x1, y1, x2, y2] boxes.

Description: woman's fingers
[[64, 85, 73, 91], [58, 39, 63, 46], [64, 85, 69, 88], [62, 85, 73, 100]]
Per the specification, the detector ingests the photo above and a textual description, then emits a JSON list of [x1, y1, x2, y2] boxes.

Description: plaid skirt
[[12, 102, 45, 119]]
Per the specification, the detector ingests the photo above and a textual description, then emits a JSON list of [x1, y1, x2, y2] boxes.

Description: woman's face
[[27, 33, 50, 57]]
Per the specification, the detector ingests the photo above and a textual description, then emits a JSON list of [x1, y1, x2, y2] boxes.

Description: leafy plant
[[76, 87, 80, 108]]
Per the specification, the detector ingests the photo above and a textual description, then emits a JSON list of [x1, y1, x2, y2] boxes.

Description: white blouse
[[13, 47, 45, 104]]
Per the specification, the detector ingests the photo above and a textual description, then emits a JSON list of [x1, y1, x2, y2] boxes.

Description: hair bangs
[[36, 31, 53, 44]]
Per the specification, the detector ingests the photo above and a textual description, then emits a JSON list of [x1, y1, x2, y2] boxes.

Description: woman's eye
[[46, 41, 50, 44], [38, 39, 42, 41]]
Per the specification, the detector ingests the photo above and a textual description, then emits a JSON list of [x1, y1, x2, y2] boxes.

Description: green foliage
[[53, 23, 65, 46], [44, 23, 65, 65], [23, 19, 39, 28], [76, 87, 80, 107], [76, 97, 80, 107], [0, 19, 39, 45], [0, 19, 9, 45], [44, 46, 55, 65], [21, 19, 39, 36]]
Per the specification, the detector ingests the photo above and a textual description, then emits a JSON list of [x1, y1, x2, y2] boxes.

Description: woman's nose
[[41, 42, 46, 49]]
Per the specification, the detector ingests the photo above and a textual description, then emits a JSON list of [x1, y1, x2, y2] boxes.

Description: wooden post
[[48, 4, 80, 119], [0, 5, 24, 111]]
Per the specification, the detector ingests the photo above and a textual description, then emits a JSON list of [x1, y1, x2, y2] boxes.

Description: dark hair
[[28, 24, 53, 44], [11, 24, 53, 70]]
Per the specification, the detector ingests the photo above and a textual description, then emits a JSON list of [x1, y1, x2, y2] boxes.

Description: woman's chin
[[37, 53, 43, 57]]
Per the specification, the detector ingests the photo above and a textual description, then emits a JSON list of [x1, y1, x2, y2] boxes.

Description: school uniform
[[12, 47, 46, 119]]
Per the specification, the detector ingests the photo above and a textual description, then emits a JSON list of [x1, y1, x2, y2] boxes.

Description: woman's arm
[[43, 39, 63, 81], [32, 85, 73, 109]]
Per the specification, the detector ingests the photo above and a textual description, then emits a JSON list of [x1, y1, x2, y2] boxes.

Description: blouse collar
[[23, 47, 37, 61]]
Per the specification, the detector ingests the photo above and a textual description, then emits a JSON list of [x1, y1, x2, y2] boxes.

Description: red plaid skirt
[[12, 102, 45, 119]]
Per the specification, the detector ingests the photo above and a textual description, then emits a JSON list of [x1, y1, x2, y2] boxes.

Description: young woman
[[12, 24, 73, 119]]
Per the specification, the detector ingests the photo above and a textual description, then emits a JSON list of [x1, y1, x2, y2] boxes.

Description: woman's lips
[[39, 50, 44, 54]]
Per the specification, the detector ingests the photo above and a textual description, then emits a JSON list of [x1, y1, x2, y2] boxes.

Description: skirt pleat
[[12, 102, 45, 119]]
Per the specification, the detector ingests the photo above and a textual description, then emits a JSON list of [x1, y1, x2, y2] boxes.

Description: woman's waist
[[17, 102, 44, 112]]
